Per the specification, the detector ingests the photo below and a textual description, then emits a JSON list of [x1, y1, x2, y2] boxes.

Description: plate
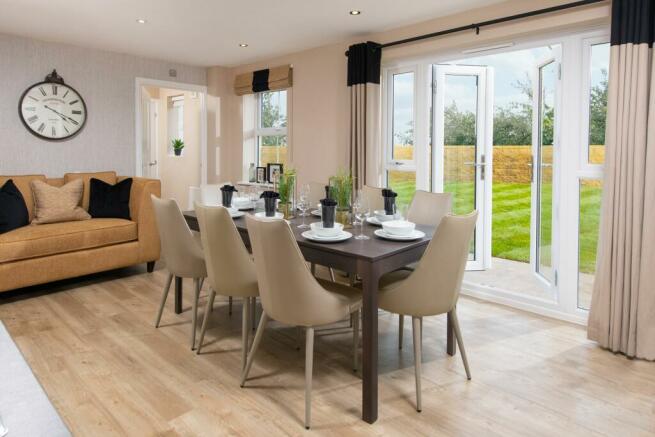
[[366, 216, 383, 226], [311, 209, 322, 217], [374, 229, 426, 241], [230, 210, 245, 218], [254, 211, 284, 219], [302, 230, 352, 243]]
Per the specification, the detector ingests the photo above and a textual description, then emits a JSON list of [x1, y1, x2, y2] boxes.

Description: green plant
[[278, 168, 296, 204], [329, 169, 353, 210], [171, 138, 185, 152]]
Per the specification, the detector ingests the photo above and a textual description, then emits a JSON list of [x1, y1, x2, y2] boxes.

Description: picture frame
[[267, 163, 283, 184], [256, 166, 267, 184]]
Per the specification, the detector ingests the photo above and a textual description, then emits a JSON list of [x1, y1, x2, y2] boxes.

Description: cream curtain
[[587, 0, 655, 360], [347, 42, 382, 189]]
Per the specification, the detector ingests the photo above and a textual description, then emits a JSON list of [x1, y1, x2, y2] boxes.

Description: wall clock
[[18, 69, 87, 141]]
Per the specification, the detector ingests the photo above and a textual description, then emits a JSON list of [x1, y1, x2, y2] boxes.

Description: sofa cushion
[[0, 218, 137, 263], [0, 175, 46, 221], [31, 179, 91, 225], [0, 180, 29, 234], [89, 178, 132, 219], [64, 172, 117, 210]]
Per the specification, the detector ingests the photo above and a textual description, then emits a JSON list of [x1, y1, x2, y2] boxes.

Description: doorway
[[135, 78, 207, 210]]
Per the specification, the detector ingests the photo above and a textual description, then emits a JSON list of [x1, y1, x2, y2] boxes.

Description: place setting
[[301, 196, 352, 243]]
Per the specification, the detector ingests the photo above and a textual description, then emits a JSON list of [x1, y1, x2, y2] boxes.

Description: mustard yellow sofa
[[0, 171, 160, 293]]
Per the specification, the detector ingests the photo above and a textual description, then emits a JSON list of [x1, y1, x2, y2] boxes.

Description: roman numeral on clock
[[63, 90, 69, 98], [69, 100, 79, 105], [63, 125, 70, 134], [37, 123, 45, 133], [27, 115, 38, 124], [72, 110, 82, 115], [52, 85, 58, 95], [39, 87, 46, 96], [51, 126, 56, 137]]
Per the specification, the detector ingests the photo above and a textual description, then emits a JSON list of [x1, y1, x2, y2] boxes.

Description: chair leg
[[240, 312, 269, 387], [450, 308, 471, 380], [190, 278, 201, 350], [305, 327, 315, 430], [228, 296, 233, 315], [241, 297, 250, 371], [352, 310, 360, 372], [398, 315, 404, 349], [311, 263, 316, 276], [296, 326, 303, 351], [196, 289, 216, 355], [199, 277, 205, 292], [154, 273, 174, 328], [251, 297, 257, 331], [329, 268, 336, 282], [412, 316, 422, 412]]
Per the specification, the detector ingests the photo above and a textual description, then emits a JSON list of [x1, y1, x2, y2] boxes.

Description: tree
[[589, 69, 608, 145], [394, 120, 414, 146], [444, 102, 476, 145], [260, 91, 287, 146]]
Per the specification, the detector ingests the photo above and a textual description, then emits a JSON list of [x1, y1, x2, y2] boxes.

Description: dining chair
[[377, 212, 478, 412], [241, 215, 362, 429], [398, 190, 453, 349], [194, 204, 259, 369], [307, 181, 337, 282], [362, 185, 384, 212], [151, 196, 207, 350]]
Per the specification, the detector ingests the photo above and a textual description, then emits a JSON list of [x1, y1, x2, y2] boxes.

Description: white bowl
[[382, 220, 416, 236], [232, 197, 252, 208], [374, 209, 395, 222], [310, 222, 344, 237]]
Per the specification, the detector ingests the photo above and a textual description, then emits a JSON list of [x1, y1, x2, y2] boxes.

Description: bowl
[[382, 220, 416, 236], [310, 222, 344, 237], [232, 197, 252, 208], [374, 209, 395, 222]]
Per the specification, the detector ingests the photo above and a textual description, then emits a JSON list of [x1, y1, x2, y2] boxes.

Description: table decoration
[[220, 184, 238, 207], [260, 191, 280, 217]]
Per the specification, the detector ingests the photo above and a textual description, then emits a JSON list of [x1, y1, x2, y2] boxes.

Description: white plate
[[311, 209, 322, 217], [230, 210, 245, 218], [366, 216, 383, 226], [254, 211, 284, 219], [374, 229, 425, 241], [302, 230, 352, 243]]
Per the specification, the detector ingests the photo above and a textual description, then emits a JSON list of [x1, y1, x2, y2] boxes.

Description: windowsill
[[236, 180, 274, 188]]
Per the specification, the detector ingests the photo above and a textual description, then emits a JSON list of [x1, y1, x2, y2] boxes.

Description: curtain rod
[[345, 0, 607, 56]]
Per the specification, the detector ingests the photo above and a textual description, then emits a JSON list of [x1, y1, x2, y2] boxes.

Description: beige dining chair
[[362, 185, 384, 212], [398, 190, 453, 349], [151, 196, 207, 350], [194, 204, 259, 369], [377, 212, 478, 412], [241, 215, 362, 430], [306, 181, 338, 282]]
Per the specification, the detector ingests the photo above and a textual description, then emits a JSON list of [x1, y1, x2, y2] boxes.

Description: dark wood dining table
[[181, 209, 456, 424]]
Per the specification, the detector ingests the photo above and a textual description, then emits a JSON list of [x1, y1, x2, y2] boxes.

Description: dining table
[[181, 208, 456, 424]]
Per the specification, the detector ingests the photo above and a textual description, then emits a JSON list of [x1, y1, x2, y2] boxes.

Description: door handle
[[148, 160, 158, 166], [464, 154, 486, 180]]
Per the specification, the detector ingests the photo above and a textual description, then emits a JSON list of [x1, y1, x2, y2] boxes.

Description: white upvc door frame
[[432, 64, 494, 270]]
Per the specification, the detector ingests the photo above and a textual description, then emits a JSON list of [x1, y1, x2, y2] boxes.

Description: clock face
[[19, 81, 87, 140]]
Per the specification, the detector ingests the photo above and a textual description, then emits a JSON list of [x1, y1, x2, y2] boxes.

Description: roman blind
[[234, 64, 293, 96]]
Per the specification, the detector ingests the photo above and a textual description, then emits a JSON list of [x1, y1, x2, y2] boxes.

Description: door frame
[[134, 77, 208, 184], [432, 64, 494, 270]]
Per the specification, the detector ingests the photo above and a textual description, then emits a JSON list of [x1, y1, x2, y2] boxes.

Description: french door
[[530, 49, 561, 295], [432, 65, 494, 270]]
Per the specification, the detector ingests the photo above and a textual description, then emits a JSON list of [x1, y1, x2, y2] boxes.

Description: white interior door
[[141, 99, 159, 178], [433, 65, 494, 270], [530, 49, 561, 293]]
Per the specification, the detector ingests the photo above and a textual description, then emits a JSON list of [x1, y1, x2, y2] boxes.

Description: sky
[[392, 42, 610, 140]]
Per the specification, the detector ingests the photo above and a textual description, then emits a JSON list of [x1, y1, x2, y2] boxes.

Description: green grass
[[387, 172, 602, 273]]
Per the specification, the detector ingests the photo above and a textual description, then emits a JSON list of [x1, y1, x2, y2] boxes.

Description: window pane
[[387, 170, 415, 208], [258, 135, 288, 168], [588, 43, 609, 165], [392, 72, 414, 161], [578, 179, 602, 310], [259, 90, 287, 129]]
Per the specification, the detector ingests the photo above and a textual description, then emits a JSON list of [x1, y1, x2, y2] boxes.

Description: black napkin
[[220, 184, 238, 192], [382, 189, 398, 215], [260, 191, 280, 199], [220, 185, 238, 207], [261, 191, 280, 217], [320, 198, 337, 228]]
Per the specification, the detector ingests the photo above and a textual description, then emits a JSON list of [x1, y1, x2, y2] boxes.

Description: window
[[256, 90, 288, 167], [386, 70, 416, 207], [167, 95, 184, 155], [587, 43, 610, 165]]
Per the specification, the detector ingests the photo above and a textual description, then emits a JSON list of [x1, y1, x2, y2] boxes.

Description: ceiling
[[0, 0, 507, 67]]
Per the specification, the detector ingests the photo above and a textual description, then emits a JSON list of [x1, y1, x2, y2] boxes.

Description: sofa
[[0, 171, 160, 293]]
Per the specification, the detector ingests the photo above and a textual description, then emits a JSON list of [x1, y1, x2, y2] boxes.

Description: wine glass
[[353, 191, 370, 240], [297, 185, 310, 228]]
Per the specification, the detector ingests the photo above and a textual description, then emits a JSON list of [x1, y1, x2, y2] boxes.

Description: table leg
[[175, 276, 183, 314], [359, 262, 380, 424], [446, 311, 456, 356]]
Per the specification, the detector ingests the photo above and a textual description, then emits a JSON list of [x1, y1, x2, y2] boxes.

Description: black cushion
[[88, 178, 132, 219], [0, 179, 30, 234]]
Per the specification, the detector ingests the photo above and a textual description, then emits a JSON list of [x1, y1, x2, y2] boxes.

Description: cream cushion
[[31, 179, 91, 225], [0, 218, 137, 263]]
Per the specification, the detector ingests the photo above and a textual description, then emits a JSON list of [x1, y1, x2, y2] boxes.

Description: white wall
[[0, 33, 206, 177]]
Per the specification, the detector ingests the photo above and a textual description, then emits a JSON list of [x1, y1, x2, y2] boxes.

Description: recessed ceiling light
[[136, 18, 147, 24], [349, 10, 361, 15], [239, 43, 248, 47]]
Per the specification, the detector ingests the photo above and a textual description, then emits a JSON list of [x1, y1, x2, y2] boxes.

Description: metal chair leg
[[240, 312, 269, 386], [251, 297, 257, 331], [196, 289, 216, 354], [450, 308, 471, 380], [352, 310, 360, 371], [190, 278, 201, 350], [228, 296, 233, 315], [241, 297, 250, 371], [398, 314, 404, 349], [329, 268, 336, 282], [305, 327, 315, 430], [154, 272, 173, 328], [412, 316, 422, 412]]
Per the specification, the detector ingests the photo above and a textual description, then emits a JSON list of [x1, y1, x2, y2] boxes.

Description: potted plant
[[277, 168, 296, 219], [172, 138, 184, 156], [329, 169, 353, 227]]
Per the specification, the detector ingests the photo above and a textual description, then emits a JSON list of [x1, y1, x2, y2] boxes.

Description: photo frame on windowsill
[[256, 167, 267, 184], [267, 163, 283, 184]]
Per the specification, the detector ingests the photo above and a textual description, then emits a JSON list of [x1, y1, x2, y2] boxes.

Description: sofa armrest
[[119, 176, 161, 262]]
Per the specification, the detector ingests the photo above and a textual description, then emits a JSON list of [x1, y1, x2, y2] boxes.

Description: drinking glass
[[299, 184, 310, 217], [353, 192, 370, 240], [297, 196, 310, 229]]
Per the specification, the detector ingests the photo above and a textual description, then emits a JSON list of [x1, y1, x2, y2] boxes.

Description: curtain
[[347, 42, 382, 189], [587, 0, 655, 360], [234, 65, 292, 96]]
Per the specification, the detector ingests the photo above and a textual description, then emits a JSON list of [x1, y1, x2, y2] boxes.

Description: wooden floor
[[0, 265, 653, 436]]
